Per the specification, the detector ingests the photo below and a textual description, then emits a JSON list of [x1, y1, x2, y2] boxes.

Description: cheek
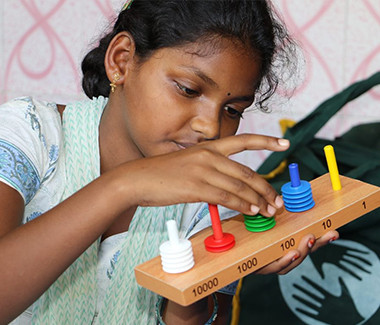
[[128, 103, 177, 141], [220, 119, 240, 138]]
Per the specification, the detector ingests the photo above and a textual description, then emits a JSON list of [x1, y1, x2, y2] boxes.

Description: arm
[[0, 182, 24, 237], [162, 293, 232, 325], [0, 133, 337, 323], [0, 168, 138, 323]]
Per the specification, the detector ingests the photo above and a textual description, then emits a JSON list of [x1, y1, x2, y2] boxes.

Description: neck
[[98, 95, 140, 238], [99, 95, 142, 174]]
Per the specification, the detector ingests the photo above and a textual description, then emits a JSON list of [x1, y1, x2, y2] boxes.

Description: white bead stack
[[159, 220, 195, 274]]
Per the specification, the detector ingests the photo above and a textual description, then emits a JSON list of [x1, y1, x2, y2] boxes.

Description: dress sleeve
[[0, 97, 59, 204]]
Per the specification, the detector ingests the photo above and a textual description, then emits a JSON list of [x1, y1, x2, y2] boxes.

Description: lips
[[174, 141, 197, 150]]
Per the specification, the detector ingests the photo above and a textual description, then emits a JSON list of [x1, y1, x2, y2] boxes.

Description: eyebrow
[[181, 66, 219, 88], [181, 66, 255, 102], [232, 95, 255, 103]]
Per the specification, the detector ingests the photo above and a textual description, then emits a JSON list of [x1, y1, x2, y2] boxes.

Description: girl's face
[[121, 38, 262, 159]]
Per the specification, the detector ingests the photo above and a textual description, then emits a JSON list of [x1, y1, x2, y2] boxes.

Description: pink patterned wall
[[1, 0, 379, 168]]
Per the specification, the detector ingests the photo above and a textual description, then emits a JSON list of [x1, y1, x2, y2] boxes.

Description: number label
[[192, 278, 219, 297], [237, 257, 258, 274], [280, 238, 295, 251], [322, 219, 332, 230]]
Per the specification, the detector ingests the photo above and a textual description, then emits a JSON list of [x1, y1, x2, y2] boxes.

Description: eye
[[224, 106, 244, 119], [176, 83, 199, 97]]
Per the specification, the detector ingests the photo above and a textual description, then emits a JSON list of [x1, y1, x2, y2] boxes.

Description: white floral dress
[[0, 97, 238, 324]]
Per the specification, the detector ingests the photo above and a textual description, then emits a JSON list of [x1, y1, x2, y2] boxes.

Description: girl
[[0, 0, 338, 324]]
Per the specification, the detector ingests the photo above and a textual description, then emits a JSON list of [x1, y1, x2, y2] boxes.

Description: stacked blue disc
[[281, 163, 315, 212]]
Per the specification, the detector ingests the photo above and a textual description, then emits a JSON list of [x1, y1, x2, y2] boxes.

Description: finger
[[311, 230, 339, 253], [279, 233, 325, 275], [280, 234, 315, 271], [209, 156, 283, 215], [255, 231, 339, 276], [201, 168, 268, 215], [277, 232, 339, 274], [206, 133, 290, 157], [202, 166, 278, 217], [189, 182, 255, 215], [254, 250, 301, 275], [257, 234, 316, 275]]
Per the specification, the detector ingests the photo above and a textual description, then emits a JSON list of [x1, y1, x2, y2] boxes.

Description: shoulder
[[0, 96, 61, 129], [0, 96, 62, 163], [0, 97, 63, 203], [0, 96, 58, 112], [63, 96, 108, 122]]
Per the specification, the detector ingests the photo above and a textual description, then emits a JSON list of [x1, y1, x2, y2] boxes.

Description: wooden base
[[134, 174, 380, 306]]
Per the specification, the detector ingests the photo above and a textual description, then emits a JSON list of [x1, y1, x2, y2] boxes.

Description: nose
[[189, 108, 220, 140]]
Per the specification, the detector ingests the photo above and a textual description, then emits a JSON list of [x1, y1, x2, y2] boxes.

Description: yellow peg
[[324, 145, 342, 191]]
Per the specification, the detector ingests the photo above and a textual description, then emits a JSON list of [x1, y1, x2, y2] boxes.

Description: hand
[[310, 241, 372, 280], [254, 230, 339, 275], [115, 133, 289, 217], [294, 275, 364, 324]]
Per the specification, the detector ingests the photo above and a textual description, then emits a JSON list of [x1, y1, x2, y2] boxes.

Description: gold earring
[[110, 72, 121, 93]]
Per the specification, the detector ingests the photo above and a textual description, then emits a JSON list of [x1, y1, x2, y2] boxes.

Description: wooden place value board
[[134, 174, 380, 306]]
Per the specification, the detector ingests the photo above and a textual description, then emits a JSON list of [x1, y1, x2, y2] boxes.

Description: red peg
[[204, 204, 235, 252]]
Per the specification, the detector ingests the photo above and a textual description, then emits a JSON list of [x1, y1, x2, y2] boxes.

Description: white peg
[[167, 219, 180, 246], [159, 219, 195, 274]]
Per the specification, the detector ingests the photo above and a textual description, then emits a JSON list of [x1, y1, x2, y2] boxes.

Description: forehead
[[162, 38, 261, 92], [151, 37, 262, 91], [176, 35, 258, 61]]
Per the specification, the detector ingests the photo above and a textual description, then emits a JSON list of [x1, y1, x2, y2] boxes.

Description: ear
[[104, 32, 136, 87]]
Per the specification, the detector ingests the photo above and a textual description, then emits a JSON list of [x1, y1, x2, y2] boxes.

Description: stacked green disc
[[243, 214, 276, 232]]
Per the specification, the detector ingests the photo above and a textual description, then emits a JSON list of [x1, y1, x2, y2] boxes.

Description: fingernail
[[329, 236, 337, 243], [278, 138, 290, 147], [291, 253, 300, 262], [307, 239, 315, 249], [275, 195, 283, 208], [267, 204, 276, 216], [250, 205, 260, 214]]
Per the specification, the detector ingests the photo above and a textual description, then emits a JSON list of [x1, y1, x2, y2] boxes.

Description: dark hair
[[81, 0, 296, 110]]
